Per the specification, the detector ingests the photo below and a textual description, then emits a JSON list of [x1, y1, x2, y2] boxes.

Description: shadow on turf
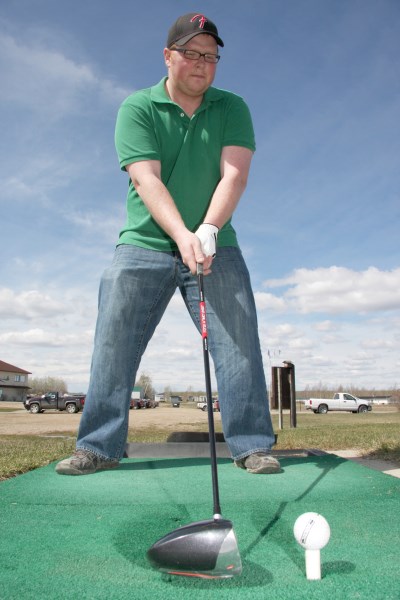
[[114, 519, 273, 588], [242, 456, 352, 577], [323, 561, 355, 575], [117, 454, 347, 473], [114, 512, 354, 587], [117, 457, 227, 470], [114, 456, 350, 587]]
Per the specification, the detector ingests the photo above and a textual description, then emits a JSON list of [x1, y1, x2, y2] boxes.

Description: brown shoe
[[235, 452, 281, 474], [56, 450, 119, 476]]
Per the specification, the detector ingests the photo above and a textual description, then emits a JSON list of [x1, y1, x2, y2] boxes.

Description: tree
[[135, 372, 155, 399], [29, 377, 68, 395]]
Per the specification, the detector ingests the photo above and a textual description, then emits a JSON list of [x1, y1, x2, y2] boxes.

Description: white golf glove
[[195, 223, 219, 257]]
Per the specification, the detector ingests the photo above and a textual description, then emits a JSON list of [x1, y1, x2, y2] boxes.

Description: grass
[[1, 408, 399, 480], [0, 435, 76, 481], [273, 414, 400, 460]]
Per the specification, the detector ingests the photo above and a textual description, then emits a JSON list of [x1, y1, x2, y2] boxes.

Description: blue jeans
[[77, 245, 275, 460]]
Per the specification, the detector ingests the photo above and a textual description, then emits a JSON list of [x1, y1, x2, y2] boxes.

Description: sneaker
[[56, 450, 119, 476], [235, 452, 281, 474]]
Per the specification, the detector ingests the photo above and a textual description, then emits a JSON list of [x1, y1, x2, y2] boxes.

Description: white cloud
[[0, 328, 91, 347], [1, 158, 78, 205], [320, 334, 346, 345], [306, 355, 337, 368], [12, 257, 45, 274], [254, 267, 400, 389], [60, 207, 125, 244], [361, 338, 395, 350], [269, 323, 302, 338], [254, 292, 286, 311], [263, 266, 400, 314], [2, 274, 398, 392], [0, 288, 66, 319], [0, 31, 130, 118], [314, 320, 338, 332]]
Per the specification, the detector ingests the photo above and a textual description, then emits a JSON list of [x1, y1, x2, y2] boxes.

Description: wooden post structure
[[270, 361, 297, 429]]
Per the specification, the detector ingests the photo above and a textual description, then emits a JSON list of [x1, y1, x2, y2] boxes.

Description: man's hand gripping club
[[174, 225, 218, 276]]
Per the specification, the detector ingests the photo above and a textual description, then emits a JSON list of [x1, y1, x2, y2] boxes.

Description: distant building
[[131, 386, 144, 400], [0, 360, 31, 402]]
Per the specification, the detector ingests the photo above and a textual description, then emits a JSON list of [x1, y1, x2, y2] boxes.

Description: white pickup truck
[[197, 399, 220, 412], [305, 393, 372, 414]]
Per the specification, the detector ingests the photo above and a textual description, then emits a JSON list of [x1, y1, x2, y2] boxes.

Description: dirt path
[[0, 403, 219, 436]]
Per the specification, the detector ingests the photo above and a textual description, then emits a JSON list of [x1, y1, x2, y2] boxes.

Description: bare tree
[[29, 377, 67, 395], [135, 372, 155, 399]]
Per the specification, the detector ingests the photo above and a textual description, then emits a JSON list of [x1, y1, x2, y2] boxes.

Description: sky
[[1, 0, 399, 394]]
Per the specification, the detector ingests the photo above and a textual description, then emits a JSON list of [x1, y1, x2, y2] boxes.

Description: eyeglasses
[[170, 48, 220, 64]]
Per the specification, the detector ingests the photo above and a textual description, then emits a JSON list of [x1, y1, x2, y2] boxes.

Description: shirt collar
[[150, 77, 224, 111]]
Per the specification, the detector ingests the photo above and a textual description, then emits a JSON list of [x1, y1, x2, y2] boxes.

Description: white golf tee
[[305, 548, 321, 580]]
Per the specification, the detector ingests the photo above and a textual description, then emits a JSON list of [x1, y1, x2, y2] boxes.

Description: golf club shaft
[[197, 263, 221, 516]]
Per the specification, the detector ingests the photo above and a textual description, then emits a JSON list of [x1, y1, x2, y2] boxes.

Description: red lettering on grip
[[200, 301, 207, 338]]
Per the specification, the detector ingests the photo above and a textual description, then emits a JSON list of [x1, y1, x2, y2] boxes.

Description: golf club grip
[[197, 265, 222, 516]]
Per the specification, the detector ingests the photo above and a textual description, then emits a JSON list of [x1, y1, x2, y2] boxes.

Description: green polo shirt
[[115, 77, 255, 251]]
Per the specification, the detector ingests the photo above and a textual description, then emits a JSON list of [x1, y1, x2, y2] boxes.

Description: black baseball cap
[[167, 13, 224, 48]]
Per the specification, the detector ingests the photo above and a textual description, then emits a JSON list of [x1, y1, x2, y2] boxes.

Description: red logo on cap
[[191, 14, 207, 29]]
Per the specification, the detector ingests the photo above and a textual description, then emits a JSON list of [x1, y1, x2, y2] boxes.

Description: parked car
[[305, 392, 372, 414], [197, 399, 220, 412], [130, 398, 146, 409], [130, 398, 159, 409], [144, 399, 159, 408], [23, 392, 85, 414]]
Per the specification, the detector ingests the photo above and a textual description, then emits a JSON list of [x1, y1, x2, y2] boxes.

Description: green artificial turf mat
[[0, 455, 399, 599]]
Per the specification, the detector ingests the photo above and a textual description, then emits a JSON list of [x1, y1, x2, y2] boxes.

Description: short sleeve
[[222, 94, 256, 152], [115, 94, 160, 171]]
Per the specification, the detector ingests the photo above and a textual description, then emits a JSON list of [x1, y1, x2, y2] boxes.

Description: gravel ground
[[0, 402, 217, 436], [1, 402, 399, 477]]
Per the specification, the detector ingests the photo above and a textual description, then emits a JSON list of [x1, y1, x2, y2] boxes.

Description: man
[[56, 13, 280, 476]]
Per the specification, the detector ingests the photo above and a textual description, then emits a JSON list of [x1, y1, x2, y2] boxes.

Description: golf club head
[[147, 517, 242, 578]]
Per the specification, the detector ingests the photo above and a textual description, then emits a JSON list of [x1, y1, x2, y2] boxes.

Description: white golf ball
[[293, 512, 331, 550]]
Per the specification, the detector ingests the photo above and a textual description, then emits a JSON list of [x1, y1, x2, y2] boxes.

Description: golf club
[[147, 263, 242, 578]]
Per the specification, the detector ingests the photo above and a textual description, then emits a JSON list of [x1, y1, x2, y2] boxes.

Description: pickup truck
[[197, 400, 220, 412], [305, 392, 372, 414], [23, 392, 85, 414], [130, 398, 159, 409]]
